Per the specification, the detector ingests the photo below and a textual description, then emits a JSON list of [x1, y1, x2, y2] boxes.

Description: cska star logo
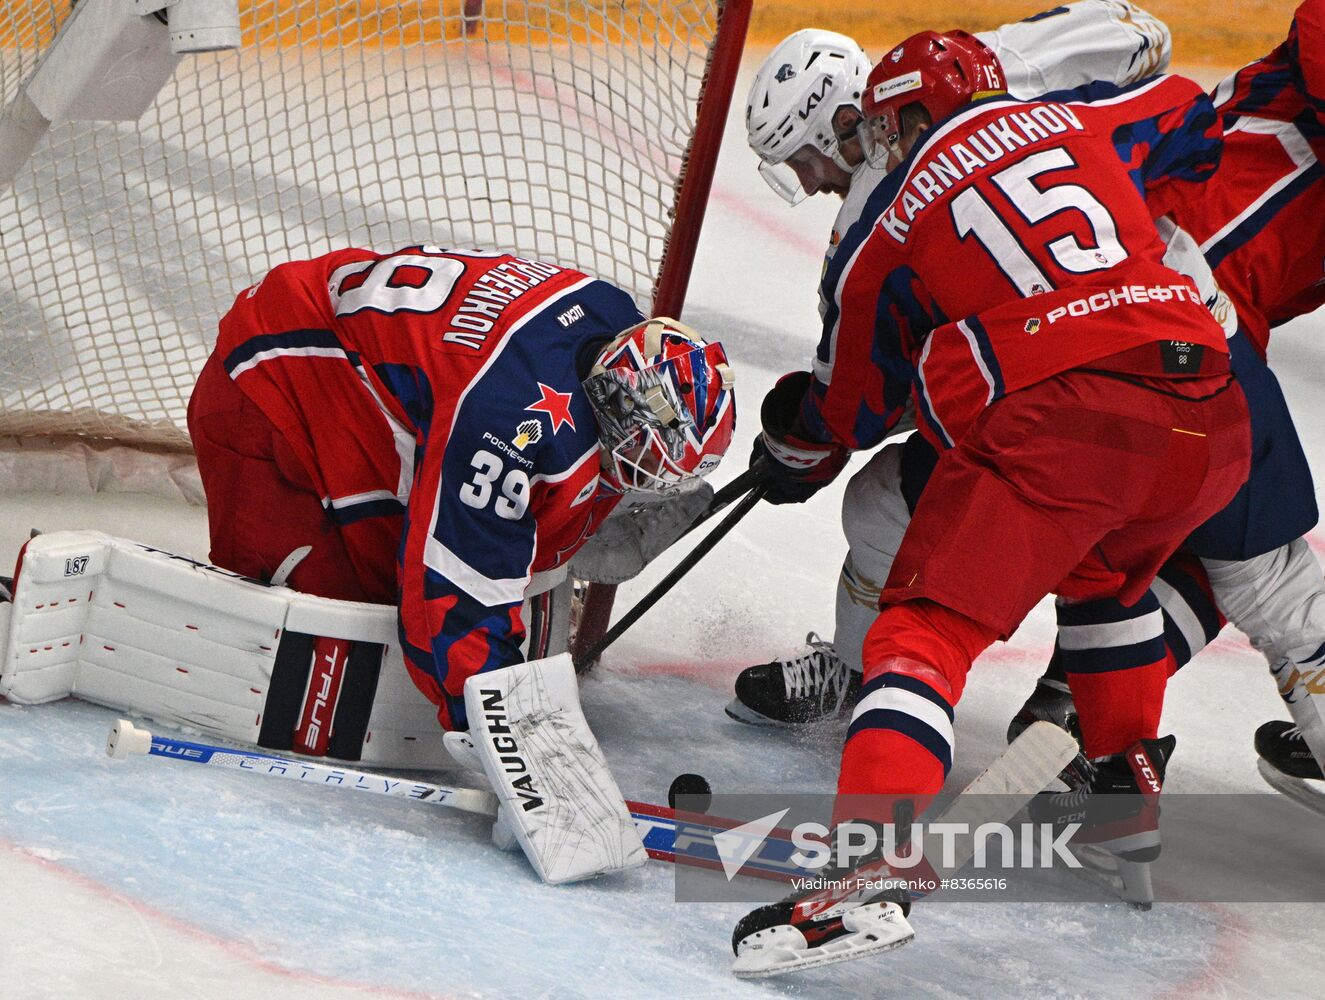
[[526, 383, 576, 434]]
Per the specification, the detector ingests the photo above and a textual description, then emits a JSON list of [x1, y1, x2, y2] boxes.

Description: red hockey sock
[[1066, 661, 1167, 758], [836, 601, 997, 807], [1057, 593, 1168, 758]]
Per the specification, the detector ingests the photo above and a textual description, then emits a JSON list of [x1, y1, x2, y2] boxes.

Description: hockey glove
[[569, 479, 714, 584], [753, 370, 849, 505]]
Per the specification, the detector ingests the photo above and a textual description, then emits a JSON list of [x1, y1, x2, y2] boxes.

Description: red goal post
[[572, 0, 753, 662]]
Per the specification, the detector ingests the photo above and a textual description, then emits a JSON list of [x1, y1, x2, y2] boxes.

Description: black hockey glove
[[751, 371, 850, 505]]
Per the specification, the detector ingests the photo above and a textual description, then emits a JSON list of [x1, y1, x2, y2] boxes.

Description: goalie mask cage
[[0, 0, 750, 454]]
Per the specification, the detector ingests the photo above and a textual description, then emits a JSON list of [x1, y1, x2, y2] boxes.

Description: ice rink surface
[[4, 59, 1325, 1000]]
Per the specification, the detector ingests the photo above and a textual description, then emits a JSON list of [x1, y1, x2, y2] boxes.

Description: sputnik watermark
[[673, 792, 1325, 903], [713, 813, 1082, 882], [793, 820, 1082, 872]]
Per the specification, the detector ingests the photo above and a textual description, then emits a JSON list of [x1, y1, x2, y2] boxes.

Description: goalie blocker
[[0, 530, 571, 770]]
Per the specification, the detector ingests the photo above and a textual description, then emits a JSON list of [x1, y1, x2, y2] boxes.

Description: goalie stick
[[573, 481, 767, 670], [105, 719, 735, 867], [106, 719, 1075, 888], [571, 458, 770, 669]]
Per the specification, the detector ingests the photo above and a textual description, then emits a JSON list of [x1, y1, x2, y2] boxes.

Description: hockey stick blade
[[920, 719, 1083, 876], [732, 723, 1081, 980]]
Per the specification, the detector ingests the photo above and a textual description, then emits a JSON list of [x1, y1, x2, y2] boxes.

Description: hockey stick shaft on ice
[[105, 719, 704, 864], [106, 718, 502, 816], [572, 480, 767, 670], [105, 719, 1076, 880]]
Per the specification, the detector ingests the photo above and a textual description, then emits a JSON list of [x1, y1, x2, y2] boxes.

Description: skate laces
[[781, 633, 846, 703], [1048, 758, 1099, 806]]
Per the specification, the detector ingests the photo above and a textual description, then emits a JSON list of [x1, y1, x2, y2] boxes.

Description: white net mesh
[[0, 0, 729, 450]]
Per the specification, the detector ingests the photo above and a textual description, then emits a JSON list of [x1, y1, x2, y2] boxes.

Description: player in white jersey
[[731, 2, 1174, 726], [746, 3, 1171, 208]]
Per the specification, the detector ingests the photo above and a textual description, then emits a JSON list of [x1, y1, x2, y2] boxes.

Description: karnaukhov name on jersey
[[881, 104, 1086, 243]]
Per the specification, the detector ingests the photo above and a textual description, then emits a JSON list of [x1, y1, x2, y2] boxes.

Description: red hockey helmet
[[859, 30, 1006, 167], [584, 318, 736, 493]]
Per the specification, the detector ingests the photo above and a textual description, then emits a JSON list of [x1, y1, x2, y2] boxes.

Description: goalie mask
[[859, 30, 1006, 168], [584, 318, 735, 493]]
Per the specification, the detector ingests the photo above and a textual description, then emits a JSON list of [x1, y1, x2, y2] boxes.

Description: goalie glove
[[463, 653, 646, 883], [568, 479, 714, 584], [752, 371, 849, 505]]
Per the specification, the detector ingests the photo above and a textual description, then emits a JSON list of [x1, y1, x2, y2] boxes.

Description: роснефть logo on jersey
[[512, 418, 543, 450]]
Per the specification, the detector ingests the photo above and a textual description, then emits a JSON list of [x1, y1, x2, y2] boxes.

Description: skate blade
[[1258, 758, 1325, 818], [1073, 844, 1154, 909], [723, 698, 811, 729], [732, 908, 915, 979]]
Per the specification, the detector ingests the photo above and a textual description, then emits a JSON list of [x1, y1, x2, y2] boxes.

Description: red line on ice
[[0, 838, 457, 1000], [1153, 901, 1251, 999]]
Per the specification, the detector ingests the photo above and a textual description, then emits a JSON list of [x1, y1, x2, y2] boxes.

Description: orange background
[[0, 2, 1301, 68], [750, 1, 1300, 68]]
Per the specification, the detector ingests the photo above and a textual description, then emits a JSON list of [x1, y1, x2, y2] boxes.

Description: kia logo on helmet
[[798, 76, 833, 120], [774, 63, 797, 83]]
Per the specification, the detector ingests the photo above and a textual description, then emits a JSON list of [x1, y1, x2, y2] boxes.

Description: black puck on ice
[[668, 772, 712, 812]]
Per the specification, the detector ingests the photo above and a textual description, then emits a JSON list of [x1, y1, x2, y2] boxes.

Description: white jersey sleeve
[[975, 1, 1172, 98]]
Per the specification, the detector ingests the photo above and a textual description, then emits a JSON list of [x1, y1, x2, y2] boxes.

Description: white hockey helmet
[[745, 29, 871, 203]]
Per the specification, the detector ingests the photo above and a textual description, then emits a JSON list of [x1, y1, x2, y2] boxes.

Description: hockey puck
[[668, 772, 712, 812]]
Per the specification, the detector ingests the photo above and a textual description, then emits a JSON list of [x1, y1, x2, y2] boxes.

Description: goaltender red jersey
[[805, 74, 1229, 451], [192, 246, 644, 728]]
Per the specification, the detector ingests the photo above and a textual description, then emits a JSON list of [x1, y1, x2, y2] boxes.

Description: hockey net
[[0, 0, 749, 469]]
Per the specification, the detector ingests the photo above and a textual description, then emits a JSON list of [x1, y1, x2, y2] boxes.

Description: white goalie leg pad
[[1, 530, 287, 727], [1, 531, 575, 771], [443, 730, 520, 853], [0, 531, 434, 769], [464, 653, 646, 884], [1203, 539, 1325, 770], [834, 443, 912, 672]]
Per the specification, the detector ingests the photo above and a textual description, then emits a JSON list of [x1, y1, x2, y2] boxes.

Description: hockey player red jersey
[[195, 247, 646, 729], [1175, 0, 1325, 354], [804, 74, 1228, 451]]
